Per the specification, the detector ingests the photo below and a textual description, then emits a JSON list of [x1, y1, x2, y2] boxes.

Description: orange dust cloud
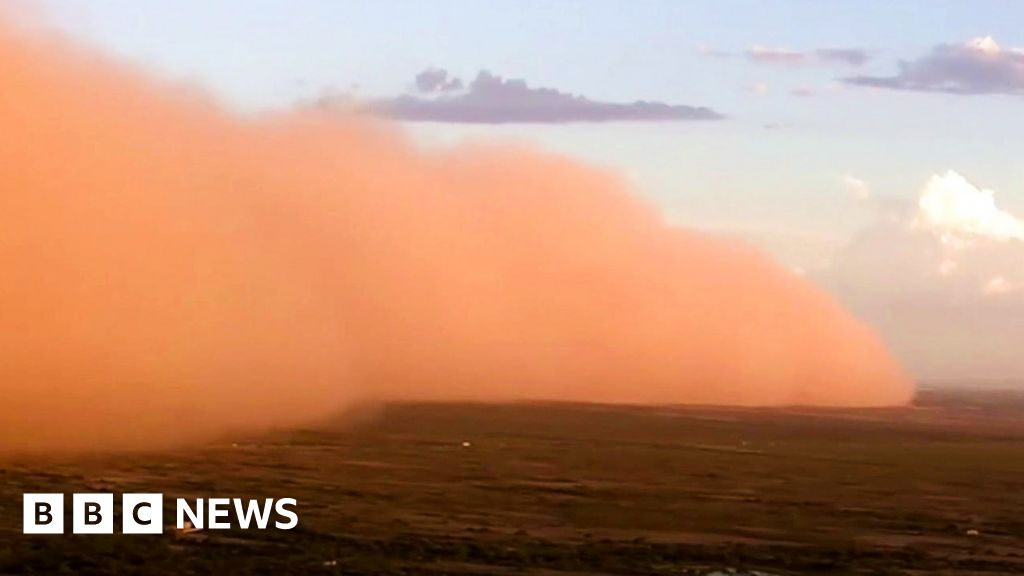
[[0, 22, 913, 451]]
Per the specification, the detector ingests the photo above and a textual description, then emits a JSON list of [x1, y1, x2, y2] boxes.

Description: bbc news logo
[[23, 493, 298, 534]]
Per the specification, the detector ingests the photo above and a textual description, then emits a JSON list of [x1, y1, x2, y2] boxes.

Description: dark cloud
[[353, 70, 723, 124], [845, 37, 1024, 95], [414, 67, 463, 93]]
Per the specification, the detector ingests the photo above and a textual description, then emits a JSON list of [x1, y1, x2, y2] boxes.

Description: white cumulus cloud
[[915, 171, 1024, 243], [819, 171, 1024, 381]]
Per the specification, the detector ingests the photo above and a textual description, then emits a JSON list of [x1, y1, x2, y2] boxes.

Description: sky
[[32, 1, 1024, 383]]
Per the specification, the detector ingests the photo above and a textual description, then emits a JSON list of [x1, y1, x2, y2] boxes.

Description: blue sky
[[39, 1, 1024, 105], [41, 1, 1024, 250], [37, 1, 1024, 380]]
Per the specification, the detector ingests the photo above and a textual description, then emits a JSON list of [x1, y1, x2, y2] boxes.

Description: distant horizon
[[917, 379, 1024, 391]]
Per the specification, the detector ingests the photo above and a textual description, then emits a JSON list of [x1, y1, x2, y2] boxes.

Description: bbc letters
[[23, 493, 298, 534]]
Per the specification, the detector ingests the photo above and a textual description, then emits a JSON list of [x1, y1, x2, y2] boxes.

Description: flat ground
[[2, 388, 1023, 575]]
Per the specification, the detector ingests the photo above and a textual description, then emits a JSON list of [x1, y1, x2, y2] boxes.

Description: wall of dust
[[0, 21, 913, 451]]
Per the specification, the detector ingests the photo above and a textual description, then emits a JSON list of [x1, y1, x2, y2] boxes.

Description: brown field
[[2, 388, 1023, 575]]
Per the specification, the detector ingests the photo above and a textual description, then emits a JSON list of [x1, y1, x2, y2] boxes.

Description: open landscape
[[3, 3, 1024, 575], [2, 388, 1022, 575]]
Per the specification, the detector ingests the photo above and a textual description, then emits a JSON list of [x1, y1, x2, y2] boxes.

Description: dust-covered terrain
[[2, 389, 1023, 575]]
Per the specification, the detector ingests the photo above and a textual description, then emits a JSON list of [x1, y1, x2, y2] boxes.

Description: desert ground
[[1, 388, 1023, 575]]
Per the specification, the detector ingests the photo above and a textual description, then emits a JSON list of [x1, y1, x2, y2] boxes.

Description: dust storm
[[0, 21, 912, 451]]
